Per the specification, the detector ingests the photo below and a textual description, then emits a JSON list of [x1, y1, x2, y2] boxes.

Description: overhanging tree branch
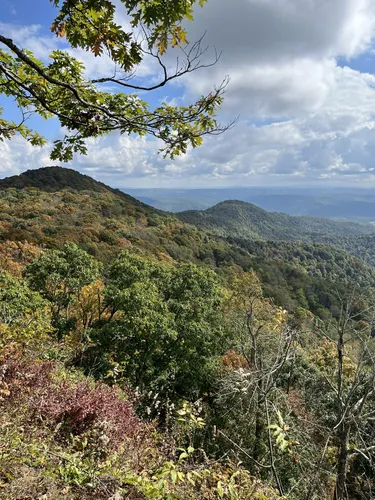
[[0, 0, 234, 161]]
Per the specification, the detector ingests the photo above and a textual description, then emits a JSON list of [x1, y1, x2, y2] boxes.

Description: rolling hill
[[0, 167, 240, 266], [126, 186, 375, 220], [178, 199, 375, 242], [0, 166, 157, 212], [1, 167, 375, 316]]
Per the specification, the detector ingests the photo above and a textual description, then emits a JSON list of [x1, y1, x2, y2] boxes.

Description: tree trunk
[[334, 426, 349, 500], [253, 397, 263, 463]]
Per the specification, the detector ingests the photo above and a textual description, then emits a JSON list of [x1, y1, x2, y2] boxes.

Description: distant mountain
[[0, 166, 158, 213], [125, 187, 375, 220], [135, 196, 206, 212], [2, 170, 373, 251], [0, 167, 185, 260], [178, 200, 375, 242], [1, 167, 375, 315], [124, 189, 209, 212]]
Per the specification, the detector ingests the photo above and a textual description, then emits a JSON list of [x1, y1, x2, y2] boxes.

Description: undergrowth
[[0, 343, 280, 499]]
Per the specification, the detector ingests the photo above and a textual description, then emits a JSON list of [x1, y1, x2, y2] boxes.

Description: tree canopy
[[0, 0, 231, 161], [87, 251, 224, 400], [24, 243, 102, 335], [3, 168, 375, 497]]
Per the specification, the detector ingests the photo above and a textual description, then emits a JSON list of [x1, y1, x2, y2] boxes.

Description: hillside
[[0, 167, 374, 316], [323, 233, 375, 268], [0, 166, 111, 192], [0, 166, 156, 211], [126, 187, 375, 219], [0, 167, 200, 262], [178, 200, 374, 241], [2, 168, 375, 499], [227, 236, 375, 313]]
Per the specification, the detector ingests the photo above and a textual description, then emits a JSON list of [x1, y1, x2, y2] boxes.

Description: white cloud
[[2, 0, 375, 187], [73, 134, 161, 179], [0, 136, 57, 177], [181, 0, 375, 117]]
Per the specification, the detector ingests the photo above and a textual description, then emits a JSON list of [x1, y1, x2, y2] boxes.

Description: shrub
[[0, 272, 51, 349], [34, 380, 141, 446], [1, 353, 142, 449]]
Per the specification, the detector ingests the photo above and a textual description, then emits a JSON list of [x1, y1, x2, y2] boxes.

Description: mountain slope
[[0, 166, 111, 192], [0, 168, 260, 268], [178, 200, 374, 241], [1, 167, 375, 318], [125, 187, 375, 219], [0, 166, 157, 213]]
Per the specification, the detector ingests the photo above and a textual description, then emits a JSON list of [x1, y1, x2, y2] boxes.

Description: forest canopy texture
[[1, 166, 375, 499]]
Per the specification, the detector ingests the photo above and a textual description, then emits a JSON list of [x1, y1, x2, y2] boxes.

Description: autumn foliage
[[1, 349, 142, 449]]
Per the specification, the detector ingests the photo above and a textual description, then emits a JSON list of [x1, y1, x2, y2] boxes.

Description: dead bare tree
[[314, 289, 375, 500], [216, 270, 295, 496]]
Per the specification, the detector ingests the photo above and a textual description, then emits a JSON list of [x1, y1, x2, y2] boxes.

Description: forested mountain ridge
[[126, 186, 375, 218], [2, 167, 375, 499], [0, 166, 157, 212], [178, 199, 375, 241], [0, 166, 112, 192], [0, 167, 194, 262], [322, 233, 375, 268], [0, 167, 374, 315], [178, 199, 375, 269], [2, 169, 372, 248]]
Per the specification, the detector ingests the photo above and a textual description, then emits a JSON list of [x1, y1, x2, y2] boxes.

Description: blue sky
[[1, 0, 181, 141], [2, 0, 375, 188], [3, 0, 55, 25], [1, 0, 58, 137], [337, 54, 375, 74]]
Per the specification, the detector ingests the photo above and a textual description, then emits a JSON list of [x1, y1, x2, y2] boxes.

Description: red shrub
[[32, 379, 141, 446], [0, 350, 142, 448]]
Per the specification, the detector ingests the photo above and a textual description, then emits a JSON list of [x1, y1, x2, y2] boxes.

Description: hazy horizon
[[122, 185, 375, 219]]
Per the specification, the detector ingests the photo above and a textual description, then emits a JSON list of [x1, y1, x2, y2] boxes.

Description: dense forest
[[178, 200, 374, 241], [2, 167, 375, 499]]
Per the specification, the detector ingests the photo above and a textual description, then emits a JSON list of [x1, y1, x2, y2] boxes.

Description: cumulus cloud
[[73, 134, 162, 184], [0, 136, 56, 177], [182, 0, 375, 116], [2, 0, 375, 186]]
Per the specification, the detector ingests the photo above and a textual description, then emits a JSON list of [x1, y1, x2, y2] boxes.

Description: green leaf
[[217, 480, 224, 498], [170, 470, 177, 484]]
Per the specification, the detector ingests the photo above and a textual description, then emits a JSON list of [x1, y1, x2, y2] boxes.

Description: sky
[[2, 0, 375, 188]]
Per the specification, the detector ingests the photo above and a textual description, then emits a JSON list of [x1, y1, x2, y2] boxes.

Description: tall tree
[[86, 251, 224, 401], [216, 270, 296, 496], [319, 292, 375, 500], [24, 243, 102, 336], [0, 0, 232, 161]]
